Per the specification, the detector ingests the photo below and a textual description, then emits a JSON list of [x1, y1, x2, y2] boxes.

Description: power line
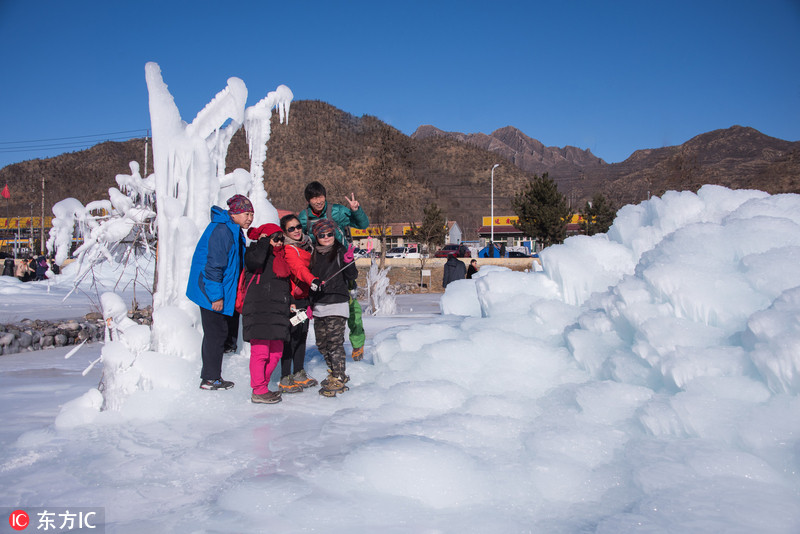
[[0, 129, 149, 145], [0, 135, 149, 153]]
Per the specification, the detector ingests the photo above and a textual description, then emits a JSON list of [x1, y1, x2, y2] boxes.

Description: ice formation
[[46, 63, 292, 409], [144, 62, 292, 320], [364, 259, 397, 315], [11, 184, 799, 532]]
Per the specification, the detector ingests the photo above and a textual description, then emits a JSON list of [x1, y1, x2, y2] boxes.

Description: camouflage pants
[[314, 315, 347, 379]]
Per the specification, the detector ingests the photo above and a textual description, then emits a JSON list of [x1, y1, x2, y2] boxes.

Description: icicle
[[82, 356, 102, 377], [64, 340, 88, 359]]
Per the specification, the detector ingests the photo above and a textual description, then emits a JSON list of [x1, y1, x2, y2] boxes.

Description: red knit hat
[[247, 223, 282, 241]]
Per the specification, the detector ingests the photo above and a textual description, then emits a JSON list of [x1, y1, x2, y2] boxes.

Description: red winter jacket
[[284, 244, 316, 299]]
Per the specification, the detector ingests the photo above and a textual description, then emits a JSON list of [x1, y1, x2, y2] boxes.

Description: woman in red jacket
[[278, 214, 319, 393]]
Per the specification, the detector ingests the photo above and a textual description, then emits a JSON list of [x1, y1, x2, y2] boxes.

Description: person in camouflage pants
[[308, 219, 358, 396], [314, 315, 348, 381]]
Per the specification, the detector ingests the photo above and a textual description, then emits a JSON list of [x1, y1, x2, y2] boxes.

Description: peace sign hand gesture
[[345, 193, 360, 211]]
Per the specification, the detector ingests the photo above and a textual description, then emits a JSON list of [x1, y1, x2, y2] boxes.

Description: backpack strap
[[304, 207, 312, 235], [306, 202, 351, 244]]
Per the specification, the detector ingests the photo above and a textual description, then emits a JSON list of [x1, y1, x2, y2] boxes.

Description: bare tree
[[405, 203, 447, 273], [361, 129, 424, 269]]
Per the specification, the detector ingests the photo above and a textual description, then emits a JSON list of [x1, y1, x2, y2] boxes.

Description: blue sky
[[1, 0, 798, 169]]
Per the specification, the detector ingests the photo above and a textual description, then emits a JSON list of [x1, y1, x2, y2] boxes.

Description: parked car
[[507, 250, 530, 258], [352, 247, 370, 259], [385, 247, 406, 258], [434, 244, 471, 258], [385, 244, 422, 259]]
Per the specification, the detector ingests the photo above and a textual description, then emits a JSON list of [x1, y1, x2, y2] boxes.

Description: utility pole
[[40, 174, 45, 255], [29, 203, 33, 254], [490, 164, 500, 244]]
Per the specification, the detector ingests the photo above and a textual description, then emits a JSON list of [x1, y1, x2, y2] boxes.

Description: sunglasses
[[270, 235, 285, 242], [317, 232, 335, 239], [285, 224, 303, 233]]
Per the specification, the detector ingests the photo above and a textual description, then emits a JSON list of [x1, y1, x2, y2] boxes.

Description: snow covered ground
[[2, 185, 800, 533]]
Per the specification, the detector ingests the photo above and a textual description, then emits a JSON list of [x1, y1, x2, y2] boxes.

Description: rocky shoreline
[[0, 307, 153, 356], [0, 284, 422, 356]]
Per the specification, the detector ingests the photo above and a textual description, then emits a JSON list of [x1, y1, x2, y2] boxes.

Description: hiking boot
[[319, 375, 349, 397], [351, 346, 364, 361], [321, 373, 349, 389], [292, 369, 318, 388], [278, 375, 303, 393], [251, 391, 282, 404], [199, 378, 235, 390]]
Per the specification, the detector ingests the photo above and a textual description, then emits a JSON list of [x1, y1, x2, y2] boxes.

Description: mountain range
[[412, 123, 800, 208], [1, 100, 798, 239]]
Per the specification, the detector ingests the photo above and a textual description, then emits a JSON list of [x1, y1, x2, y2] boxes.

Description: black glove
[[309, 278, 322, 292]]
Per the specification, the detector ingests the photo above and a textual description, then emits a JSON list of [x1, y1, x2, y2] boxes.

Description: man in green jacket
[[298, 181, 369, 360]]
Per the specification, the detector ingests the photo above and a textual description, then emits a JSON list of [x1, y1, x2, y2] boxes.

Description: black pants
[[200, 307, 239, 381], [225, 311, 239, 350], [281, 299, 309, 377]]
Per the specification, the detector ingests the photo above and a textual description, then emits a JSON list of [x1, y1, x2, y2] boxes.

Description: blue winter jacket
[[186, 206, 245, 316]]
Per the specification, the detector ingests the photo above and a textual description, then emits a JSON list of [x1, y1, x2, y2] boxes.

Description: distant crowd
[[2, 255, 59, 282]]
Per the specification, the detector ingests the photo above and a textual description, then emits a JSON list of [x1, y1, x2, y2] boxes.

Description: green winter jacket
[[298, 201, 369, 246]]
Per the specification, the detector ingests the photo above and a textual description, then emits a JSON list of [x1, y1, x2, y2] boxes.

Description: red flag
[[1, 184, 9, 199]]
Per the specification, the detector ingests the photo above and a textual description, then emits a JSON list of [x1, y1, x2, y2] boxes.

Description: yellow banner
[[483, 214, 584, 225], [0, 217, 54, 230], [482, 216, 519, 226], [350, 227, 392, 237]]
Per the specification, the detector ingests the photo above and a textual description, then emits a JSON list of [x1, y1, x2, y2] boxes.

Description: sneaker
[[251, 391, 281, 404], [292, 369, 318, 388], [278, 375, 303, 394], [351, 346, 364, 361], [223, 345, 237, 354], [199, 378, 235, 390], [318, 375, 349, 397]]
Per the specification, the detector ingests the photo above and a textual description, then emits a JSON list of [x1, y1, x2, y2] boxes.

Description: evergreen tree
[[580, 193, 617, 235], [511, 173, 572, 248]]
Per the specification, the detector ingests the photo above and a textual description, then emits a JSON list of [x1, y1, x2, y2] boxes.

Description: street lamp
[[490, 164, 500, 245]]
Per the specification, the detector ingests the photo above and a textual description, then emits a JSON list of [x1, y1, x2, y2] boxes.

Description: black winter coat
[[310, 243, 358, 305], [442, 256, 467, 287], [241, 239, 292, 342]]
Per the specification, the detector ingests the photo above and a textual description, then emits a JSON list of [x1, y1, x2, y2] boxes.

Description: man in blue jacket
[[187, 194, 254, 390], [298, 181, 369, 360]]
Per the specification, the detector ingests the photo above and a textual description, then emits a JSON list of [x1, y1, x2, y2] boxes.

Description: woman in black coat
[[241, 223, 292, 404]]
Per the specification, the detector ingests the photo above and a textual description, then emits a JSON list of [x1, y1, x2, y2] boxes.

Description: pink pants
[[249, 339, 284, 394]]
